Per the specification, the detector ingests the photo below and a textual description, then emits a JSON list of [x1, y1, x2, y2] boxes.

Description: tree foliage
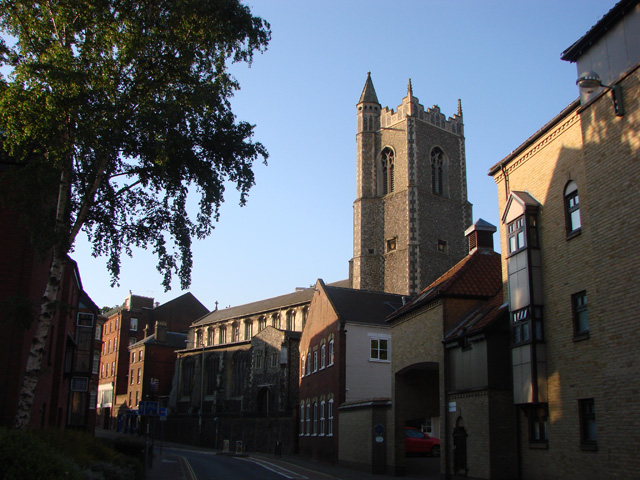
[[0, 0, 270, 290], [0, 0, 269, 428]]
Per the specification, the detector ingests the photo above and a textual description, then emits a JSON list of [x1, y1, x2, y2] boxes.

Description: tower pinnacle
[[359, 72, 379, 104]]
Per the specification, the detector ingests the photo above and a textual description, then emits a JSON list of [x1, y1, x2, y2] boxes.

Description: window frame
[[130, 317, 138, 332], [527, 405, 549, 446], [320, 342, 326, 370], [431, 147, 445, 196], [319, 401, 326, 436], [327, 399, 334, 436], [369, 334, 391, 362], [579, 398, 597, 449], [313, 348, 318, 372], [312, 401, 318, 436], [564, 181, 582, 238], [507, 216, 526, 255], [572, 291, 589, 339], [328, 339, 334, 366], [381, 147, 395, 195], [77, 312, 94, 327]]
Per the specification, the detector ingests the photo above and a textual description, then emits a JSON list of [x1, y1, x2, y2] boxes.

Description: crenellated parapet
[[380, 95, 464, 136]]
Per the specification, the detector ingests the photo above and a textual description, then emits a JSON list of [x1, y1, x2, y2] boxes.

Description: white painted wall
[[344, 323, 392, 402]]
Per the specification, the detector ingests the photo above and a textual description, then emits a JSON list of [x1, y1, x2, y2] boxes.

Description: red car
[[405, 427, 440, 457]]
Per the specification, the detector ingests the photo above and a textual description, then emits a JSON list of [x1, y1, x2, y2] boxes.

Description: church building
[[351, 73, 472, 296]]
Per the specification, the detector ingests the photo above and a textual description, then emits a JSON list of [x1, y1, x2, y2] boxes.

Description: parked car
[[405, 427, 440, 457]]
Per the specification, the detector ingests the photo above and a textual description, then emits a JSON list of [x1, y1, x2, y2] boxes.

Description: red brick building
[[0, 201, 103, 430], [298, 280, 404, 465], [97, 292, 207, 428], [126, 321, 187, 410]]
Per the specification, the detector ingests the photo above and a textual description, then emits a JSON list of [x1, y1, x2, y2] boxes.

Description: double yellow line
[[178, 455, 198, 480]]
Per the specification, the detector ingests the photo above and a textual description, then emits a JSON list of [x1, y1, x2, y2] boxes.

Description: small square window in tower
[[386, 237, 397, 252]]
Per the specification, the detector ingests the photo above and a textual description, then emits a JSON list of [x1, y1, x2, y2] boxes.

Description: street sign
[[138, 401, 159, 416]]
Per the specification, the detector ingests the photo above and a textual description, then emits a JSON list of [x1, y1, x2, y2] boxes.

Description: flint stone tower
[[350, 73, 472, 296]]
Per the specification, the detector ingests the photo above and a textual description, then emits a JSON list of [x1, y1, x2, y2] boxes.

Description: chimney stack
[[464, 219, 496, 254], [155, 321, 167, 343]]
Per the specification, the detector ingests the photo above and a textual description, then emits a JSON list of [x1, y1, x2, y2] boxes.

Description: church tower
[[351, 73, 472, 296]]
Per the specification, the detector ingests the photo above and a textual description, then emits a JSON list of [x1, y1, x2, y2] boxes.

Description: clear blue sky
[[71, 0, 614, 311]]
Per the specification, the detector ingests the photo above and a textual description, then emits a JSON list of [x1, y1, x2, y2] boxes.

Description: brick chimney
[[155, 321, 167, 343], [465, 219, 496, 254]]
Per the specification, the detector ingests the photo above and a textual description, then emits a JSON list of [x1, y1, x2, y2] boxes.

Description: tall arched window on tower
[[381, 148, 395, 195], [431, 147, 445, 195]]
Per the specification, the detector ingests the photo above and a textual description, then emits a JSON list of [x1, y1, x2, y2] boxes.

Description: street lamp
[[576, 71, 624, 116]]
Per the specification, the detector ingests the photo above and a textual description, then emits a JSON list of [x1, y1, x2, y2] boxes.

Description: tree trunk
[[14, 247, 66, 428], [14, 158, 72, 429]]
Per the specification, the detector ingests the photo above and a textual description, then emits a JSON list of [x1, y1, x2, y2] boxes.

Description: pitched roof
[[193, 288, 315, 326], [561, 0, 639, 62], [322, 284, 405, 326], [131, 331, 187, 349], [443, 293, 508, 342], [388, 249, 502, 322]]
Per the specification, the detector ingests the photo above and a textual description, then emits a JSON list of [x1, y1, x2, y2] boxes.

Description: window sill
[[580, 443, 598, 451], [566, 228, 582, 240], [573, 331, 590, 342], [528, 442, 548, 449], [369, 359, 391, 363]]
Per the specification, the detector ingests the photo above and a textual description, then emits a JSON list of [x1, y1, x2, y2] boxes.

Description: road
[[148, 446, 324, 480]]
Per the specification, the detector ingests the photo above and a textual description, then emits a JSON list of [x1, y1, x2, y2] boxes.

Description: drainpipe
[[442, 342, 451, 480], [199, 340, 205, 442]]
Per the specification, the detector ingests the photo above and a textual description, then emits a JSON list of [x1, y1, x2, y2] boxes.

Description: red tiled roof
[[388, 249, 502, 322]]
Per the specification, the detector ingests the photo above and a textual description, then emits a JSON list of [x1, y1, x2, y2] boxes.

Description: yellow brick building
[[489, 1, 640, 478]]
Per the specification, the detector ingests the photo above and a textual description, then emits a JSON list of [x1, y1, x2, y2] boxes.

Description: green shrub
[[0, 429, 141, 480], [0, 428, 81, 480]]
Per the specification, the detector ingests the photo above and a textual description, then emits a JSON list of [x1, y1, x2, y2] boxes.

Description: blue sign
[[159, 407, 168, 417], [138, 401, 159, 416]]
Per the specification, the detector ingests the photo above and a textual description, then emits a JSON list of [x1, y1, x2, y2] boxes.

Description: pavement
[[95, 429, 440, 480]]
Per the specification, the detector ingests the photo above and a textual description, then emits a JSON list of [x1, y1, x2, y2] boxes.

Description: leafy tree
[[0, 0, 269, 428]]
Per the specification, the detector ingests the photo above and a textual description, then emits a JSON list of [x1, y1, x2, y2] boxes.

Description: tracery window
[[381, 148, 395, 195], [431, 147, 445, 195]]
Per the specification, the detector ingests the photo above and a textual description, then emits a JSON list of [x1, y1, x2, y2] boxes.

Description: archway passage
[[394, 362, 441, 476]]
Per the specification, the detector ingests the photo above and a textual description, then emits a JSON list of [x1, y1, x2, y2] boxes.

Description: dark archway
[[257, 387, 271, 415], [394, 362, 440, 476]]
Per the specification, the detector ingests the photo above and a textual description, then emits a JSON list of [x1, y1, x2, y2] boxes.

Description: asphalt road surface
[[149, 446, 321, 480]]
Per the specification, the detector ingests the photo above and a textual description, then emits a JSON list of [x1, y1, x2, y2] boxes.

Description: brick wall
[[491, 66, 640, 479]]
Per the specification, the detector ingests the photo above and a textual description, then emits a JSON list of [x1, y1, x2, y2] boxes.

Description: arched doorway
[[394, 362, 440, 476]]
